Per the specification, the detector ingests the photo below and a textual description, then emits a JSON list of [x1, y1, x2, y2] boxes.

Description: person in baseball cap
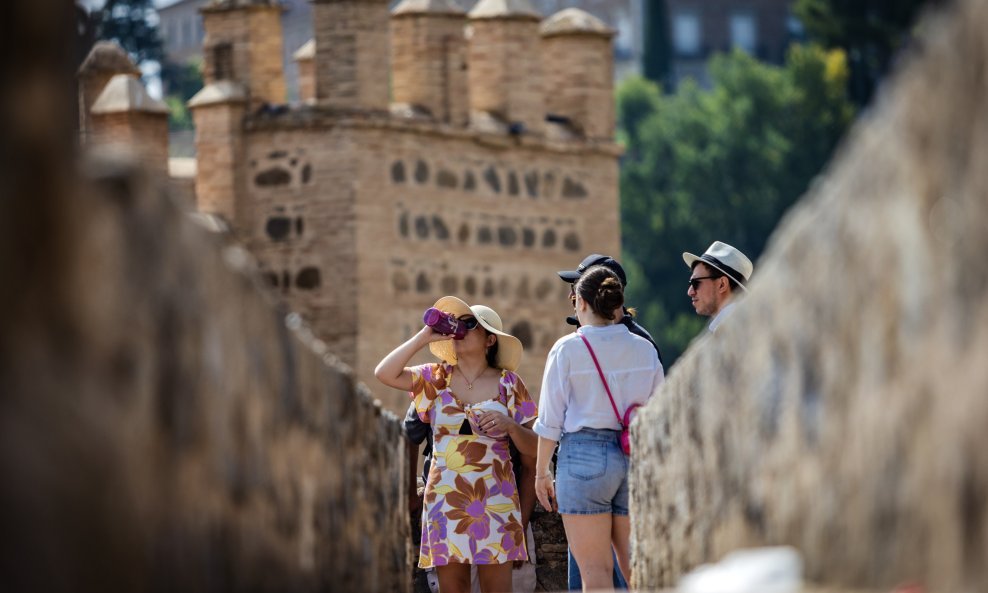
[[557, 253, 663, 362], [554, 254, 662, 590], [683, 241, 753, 333], [557, 253, 628, 286]]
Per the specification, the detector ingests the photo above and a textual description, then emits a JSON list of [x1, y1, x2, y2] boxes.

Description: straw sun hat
[[682, 241, 753, 292], [427, 296, 523, 372]]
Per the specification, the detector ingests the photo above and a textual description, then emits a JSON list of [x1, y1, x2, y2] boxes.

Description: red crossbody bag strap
[[579, 334, 624, 428]]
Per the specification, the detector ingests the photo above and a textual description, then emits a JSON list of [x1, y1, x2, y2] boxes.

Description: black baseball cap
[[557, 253, 628, 287]]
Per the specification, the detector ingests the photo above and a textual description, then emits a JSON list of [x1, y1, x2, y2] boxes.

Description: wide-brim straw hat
[[428, 296, 523, 372]]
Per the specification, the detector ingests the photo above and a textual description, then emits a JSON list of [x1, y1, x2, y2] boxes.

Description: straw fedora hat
[[428, 296, 523, 372], [683, 241, 753, 292]]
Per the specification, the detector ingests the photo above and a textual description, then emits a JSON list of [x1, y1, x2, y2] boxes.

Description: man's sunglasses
[[458, 316, 481, 331], [688, 276, 718, 290]]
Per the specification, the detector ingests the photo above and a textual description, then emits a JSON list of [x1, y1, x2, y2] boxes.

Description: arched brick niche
[[249, 147, 313, 191]]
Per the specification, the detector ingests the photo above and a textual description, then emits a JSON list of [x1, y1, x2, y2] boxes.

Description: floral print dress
[[409, 362, 537, 568]]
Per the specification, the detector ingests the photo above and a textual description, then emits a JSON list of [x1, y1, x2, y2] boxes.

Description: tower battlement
[[188, 0, 622, 408]]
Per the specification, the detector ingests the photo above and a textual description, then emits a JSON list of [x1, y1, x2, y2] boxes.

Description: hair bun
[[576, 265, 625, 321]]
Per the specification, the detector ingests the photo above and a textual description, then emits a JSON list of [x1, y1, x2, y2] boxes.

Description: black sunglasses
[[688, 276, 718, 290], [458, 315, 481, 331]]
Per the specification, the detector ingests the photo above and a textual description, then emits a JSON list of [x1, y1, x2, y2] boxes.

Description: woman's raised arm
[[374, 326, 446, 391]]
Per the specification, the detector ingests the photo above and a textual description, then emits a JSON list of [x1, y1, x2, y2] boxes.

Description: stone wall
[[630, 1, 988, 591], [0, 150, 410, 591]]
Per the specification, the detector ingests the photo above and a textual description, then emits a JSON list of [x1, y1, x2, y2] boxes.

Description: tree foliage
[[91, 0, 164, 68], [793, 0, 944, 105], [160, 59, 203, 131], [618, 46, 855, 365], [160, 59, 203, 103]]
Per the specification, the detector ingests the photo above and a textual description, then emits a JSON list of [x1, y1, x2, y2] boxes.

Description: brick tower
[[77, 42, 142, 144], [88, 74, 170, 176], [467, 0, 544, 135], [391, 0, 469, 125], [541, 8, 616, 140], [200, 0, 286, 106], [187, 0, 622, 411], [311, 0, 391, 110]]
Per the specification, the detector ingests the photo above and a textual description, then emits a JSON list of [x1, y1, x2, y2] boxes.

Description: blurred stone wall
[[1, 21, 410, 581], [630, 1, 988, 592], [0, 149, 410, 593]]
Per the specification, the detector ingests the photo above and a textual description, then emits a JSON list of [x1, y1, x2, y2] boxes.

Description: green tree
[[618, 46, 855, 365], [160, 59, 204, 102], [160, 59, 203, 131], [91, 0, 164, 68], [793, 0, 944, 105]]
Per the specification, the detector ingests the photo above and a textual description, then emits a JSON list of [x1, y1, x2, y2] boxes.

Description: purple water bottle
[[423, 307, 467, 340]]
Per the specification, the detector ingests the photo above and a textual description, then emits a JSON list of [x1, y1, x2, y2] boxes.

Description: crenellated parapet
[[77, 41, 142, 143], [541, 8, 616, 140], [183, 0, 623, 424], [311, 0, 391, 111], [467, 0, 545, 135], [200, 0, 286, 106], [391, 0, 469, 126]]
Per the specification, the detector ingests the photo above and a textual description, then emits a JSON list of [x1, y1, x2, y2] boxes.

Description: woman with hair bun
[[533, 265, 664, 590]]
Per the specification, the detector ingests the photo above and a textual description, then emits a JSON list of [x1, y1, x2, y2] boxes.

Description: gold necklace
[[459, 366, 485, 390]]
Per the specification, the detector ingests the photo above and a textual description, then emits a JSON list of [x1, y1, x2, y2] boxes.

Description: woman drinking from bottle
[[375, 296, 538, 593], [533, 266, 664, 591]]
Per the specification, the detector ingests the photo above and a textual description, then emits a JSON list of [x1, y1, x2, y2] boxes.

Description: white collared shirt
[[533, 324, 664, 441], [708, 301, 737, 333]]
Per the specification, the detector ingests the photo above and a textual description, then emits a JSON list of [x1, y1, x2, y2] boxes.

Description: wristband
[[535, 474, 553, 480]]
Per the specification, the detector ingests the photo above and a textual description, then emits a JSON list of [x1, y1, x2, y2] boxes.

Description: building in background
[[158, 0, 642, 101], [667, 0, 803, 85], [174, 0, 622, 412]]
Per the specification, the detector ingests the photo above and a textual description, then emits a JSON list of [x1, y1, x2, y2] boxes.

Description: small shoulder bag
[[579, 334, 640, 456]]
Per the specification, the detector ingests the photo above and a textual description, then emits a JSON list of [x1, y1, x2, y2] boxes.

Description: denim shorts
[[555, 428, 629, 516]]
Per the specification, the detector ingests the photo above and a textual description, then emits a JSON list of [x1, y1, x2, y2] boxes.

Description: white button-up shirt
[[708, 301, 737, 333], [534, 324, 665, 441]]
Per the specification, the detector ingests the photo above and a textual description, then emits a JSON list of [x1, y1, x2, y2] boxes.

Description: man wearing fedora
[[683, 241, 753, 332]]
